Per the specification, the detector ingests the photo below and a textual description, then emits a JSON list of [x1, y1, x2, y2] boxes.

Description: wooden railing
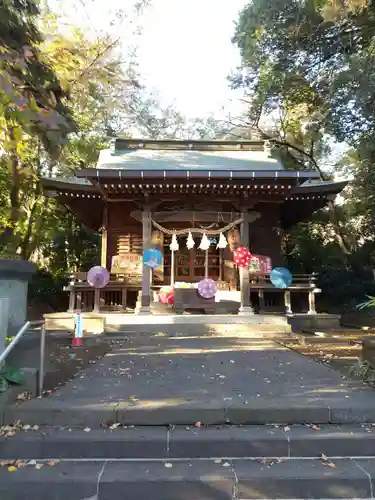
[[64, 272, 142, 313], [248, 272, 320, 314], [64, 271, 320, 315]]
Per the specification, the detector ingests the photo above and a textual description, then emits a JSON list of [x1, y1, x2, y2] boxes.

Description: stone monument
[[0, 260, 36, 335]]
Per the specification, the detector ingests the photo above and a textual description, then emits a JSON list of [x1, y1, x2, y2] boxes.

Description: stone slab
[[98, 460, 235, 500], [4, 398, 117, 426], [235, 458, 372, 499], [0, 461, 103, 500], [0, 427, 168, 460], [169, 425, 288, 459], [288, 424, 375, 457]]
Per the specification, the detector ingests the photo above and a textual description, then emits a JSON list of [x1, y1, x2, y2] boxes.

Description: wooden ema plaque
[[111, 253, 142, 283], [248, 254, 272, 275]]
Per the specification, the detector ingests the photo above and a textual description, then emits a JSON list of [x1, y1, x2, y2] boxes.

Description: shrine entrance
[[163, 236, 221, 283]]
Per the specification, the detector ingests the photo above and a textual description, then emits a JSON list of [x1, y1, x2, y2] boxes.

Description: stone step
[[104, 322, 292, 337], [0, 457, 374, 499], [6, 398, 375, 426], [2, 424, 375, 460]]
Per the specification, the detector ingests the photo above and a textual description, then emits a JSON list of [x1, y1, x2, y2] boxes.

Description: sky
[[51, 0, 248, 119]]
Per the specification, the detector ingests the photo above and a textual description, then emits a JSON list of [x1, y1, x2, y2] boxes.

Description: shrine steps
[[104, 314, 292, 337], [2, 425, 375, 499]]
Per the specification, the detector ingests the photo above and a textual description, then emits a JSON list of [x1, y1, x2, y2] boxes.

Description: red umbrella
[[158, 287, 174, 305], [233, 246, 252, 268]]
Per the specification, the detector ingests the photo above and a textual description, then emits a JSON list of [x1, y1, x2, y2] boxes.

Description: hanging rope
[[151, 217, 244, 236]]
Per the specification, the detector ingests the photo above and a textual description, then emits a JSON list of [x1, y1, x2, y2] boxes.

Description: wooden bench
[[248, 273, 320, 314], [64, 272, 141, 312]]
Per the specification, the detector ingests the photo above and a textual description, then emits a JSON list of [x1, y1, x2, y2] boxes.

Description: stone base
[[288, 313, 341, 332], [238, 306, 255, 316], [44, 312, 105, 334]]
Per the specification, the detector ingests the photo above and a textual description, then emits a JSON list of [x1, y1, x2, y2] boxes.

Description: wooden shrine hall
[[41, 138, 347, 319]]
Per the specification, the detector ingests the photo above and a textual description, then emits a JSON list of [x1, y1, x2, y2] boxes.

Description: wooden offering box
[[174, 288, 215, 315]]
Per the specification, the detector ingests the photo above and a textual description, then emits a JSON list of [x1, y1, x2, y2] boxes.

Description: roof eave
[[75, 168, 322, 181]]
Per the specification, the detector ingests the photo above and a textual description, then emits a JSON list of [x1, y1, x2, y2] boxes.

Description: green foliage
[[0, 366, 24, 393]]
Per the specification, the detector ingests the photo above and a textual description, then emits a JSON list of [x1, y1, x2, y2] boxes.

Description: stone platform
[[43, 312, 292, 334], [5, 328, 375, 426]]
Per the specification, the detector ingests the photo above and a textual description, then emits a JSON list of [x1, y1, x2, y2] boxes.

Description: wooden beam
[[239, 206, 254, 315], [137, 202, 152, 314], [100, 204, 108, 268]]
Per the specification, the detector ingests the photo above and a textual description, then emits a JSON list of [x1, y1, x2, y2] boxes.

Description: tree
[[0, 0, 75, 254]]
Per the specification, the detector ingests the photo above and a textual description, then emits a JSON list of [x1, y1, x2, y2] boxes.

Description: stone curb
[[1, 425, 375, 460], [5, 402, 375, 427], [0, 458, 373, 500]]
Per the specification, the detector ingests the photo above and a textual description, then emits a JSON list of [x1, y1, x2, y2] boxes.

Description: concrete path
[[5, 332, 375, 426]]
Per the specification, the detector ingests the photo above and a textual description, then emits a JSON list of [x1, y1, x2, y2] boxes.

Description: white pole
[[171, 249, 175, 286]]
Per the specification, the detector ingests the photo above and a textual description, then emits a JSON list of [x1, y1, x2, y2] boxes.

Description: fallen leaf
[[109, 423, 121, 430], [7, 466, 17, 472], [47, 460, 60, 467]]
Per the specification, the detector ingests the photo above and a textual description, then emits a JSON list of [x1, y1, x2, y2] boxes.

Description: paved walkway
[[7, 330, 375, 426]]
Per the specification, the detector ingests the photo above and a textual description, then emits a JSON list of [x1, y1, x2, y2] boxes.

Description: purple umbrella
[[197, 279, 217, 300], [87, 266, 110, 289]]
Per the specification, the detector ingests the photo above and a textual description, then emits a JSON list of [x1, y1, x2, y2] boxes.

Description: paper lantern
[[233, 246, 251, 268], [199, 233, 210, 250], [170, 233, 179, 251], [159, 286, 174, 305], [87, 266, 110, 288], [270, 267, 292, 289], [217, 232, 227, 249], [186, 232, 195, 249], [197, 278, 217, 299]]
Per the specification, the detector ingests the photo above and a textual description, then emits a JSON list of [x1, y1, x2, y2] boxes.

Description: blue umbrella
[[270, 267, 292, 289], [143, 248, 163, 269]]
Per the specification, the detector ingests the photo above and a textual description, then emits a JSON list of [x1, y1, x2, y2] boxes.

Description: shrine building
[[41, 138, 347, 323]]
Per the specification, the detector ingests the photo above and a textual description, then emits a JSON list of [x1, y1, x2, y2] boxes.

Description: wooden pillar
[[68, 286, 75, 312], [121, 287, 127, 311], [101, 204, 108, 268], [239, 208, 254, 315], [137, 203, 152, 314], [258, 289, 265, 313], [308, 290, 317, 315], [284, 290, 292, 315]]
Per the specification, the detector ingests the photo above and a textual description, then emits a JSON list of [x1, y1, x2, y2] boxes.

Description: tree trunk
[[327, 199, 351, 255]]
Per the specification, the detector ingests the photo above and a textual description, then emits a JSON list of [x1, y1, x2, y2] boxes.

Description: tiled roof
[[96, 147, 285, 171]]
